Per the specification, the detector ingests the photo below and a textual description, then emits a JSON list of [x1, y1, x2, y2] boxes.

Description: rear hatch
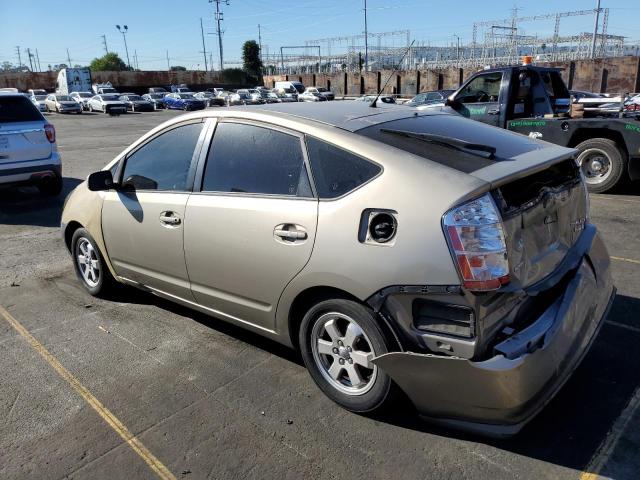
[[0, 95, 51, 164], [356, 112, 587, 288]]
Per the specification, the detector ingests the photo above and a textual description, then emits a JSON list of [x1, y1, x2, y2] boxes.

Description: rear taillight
[[44, 124, 55, 143], [443, 193, 510, 291]]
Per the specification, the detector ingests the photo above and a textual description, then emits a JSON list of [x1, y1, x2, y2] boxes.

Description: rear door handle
[[159, 211, 181, 226]]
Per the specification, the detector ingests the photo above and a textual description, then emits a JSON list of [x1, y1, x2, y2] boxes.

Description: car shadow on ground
[[0, 177, 82, 227], [104, 282, 640, 473]]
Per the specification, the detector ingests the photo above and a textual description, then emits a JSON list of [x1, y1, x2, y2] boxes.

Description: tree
[[90, 53, 127, 71], [242, 40, 262, 77], [170, 65, 186, 71]]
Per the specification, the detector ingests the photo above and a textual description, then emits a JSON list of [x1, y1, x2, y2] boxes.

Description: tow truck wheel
[[575, 138, 627, 194]]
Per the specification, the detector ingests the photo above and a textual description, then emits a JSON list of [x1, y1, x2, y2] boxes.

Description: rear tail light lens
[[44, 124, 55, 143], [443, 193, 510, 291]]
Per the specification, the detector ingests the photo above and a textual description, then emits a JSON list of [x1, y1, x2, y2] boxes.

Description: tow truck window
[[456, 72, 502, 104]]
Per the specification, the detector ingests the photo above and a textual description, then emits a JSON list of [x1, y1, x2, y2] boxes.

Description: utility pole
[[35, 49, 42, 71], [258, 24, 263, 72], [25, 48, 33, 71], [15, 46, 22, 68], [166, 50, 170, 71], [210, 0, 229, 71], [101, 34, 109, 54], [200, 18, 208, 71], [590, 0, 601, 59], [133, 50, 139, 70], [453, 34, 460, 67], [363, 0, 368, 71], [115, 25, 131, 69], [66, 48, 72, 66]]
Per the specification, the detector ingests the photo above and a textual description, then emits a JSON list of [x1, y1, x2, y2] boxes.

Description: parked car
[[119, 94, 154, 112], [570, 90, 604, 102], [306, 87, 334, 101], [405, 90, 455, 107], [163, 92, 206, 111], [355, 95, 396, 104], [28, 89, 48, 96], [265, 92, 282, 103], [216, 90, 233, 105], [194, 91, 226, 107], [149, 87, 168, 94], [92, 82, 118, 95], [0, 92, 61, 195], [299, 89, 327, 102], [142, 93, 167, 110], [61, 102, 614, 437], [87, 94, 128, 114], [271, 90, 297, 103], [170, 84, 191, 93], [44, 94, 82, 114], [205, 88, 224, 95], [274, 80, 305, 95], [236, 89, 265, 105], [69, 91, 94, 110], [227, 92, 251, 106], [29, 94, 48, 112], [273, 87, 299, 102]]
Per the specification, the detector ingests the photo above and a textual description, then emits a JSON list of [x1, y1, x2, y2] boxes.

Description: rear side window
[[202, 122, 311, 197], [306, 136, 381, 199], [121, 122, 203, 191], [0, 96, 42, 122]]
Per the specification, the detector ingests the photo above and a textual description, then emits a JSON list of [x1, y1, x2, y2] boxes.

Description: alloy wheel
[[76, 238, 100, 288], [310, 312, 377, 396], [577, 148, 612, 185]]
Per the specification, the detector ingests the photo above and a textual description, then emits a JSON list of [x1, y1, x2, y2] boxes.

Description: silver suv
[[0, 93, 62, 195], [61, 102, 614, 436]]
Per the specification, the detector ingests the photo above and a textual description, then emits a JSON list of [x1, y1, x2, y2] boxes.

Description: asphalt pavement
[[0, 109, 639, 480]]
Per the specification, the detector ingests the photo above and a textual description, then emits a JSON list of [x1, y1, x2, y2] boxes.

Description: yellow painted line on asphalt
[[0, 304, 176, 480], [580, 385, 640, 480], [611, 256, 640, 265]]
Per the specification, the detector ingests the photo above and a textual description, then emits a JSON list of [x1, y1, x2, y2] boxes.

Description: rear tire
[[575, 138, 627, 193], [37, 173, 63, 196], [299, 299, 398, 413], [71, 228, 117, 297]]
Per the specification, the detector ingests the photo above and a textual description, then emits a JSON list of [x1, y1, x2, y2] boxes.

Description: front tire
[[71, 228, 117, 297], [575, 138, 627, 193], [299, 299, 397, 413]]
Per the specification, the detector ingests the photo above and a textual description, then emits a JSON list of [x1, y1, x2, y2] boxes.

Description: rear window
[[356, 115, 542, 173], [306, 136, 381, 199], [0, 96, 43, 123]]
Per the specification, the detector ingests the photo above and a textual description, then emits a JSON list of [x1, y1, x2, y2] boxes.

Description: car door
[[184, 120, 318, 331], [451, 71, 504, 127], [102, 118, 208, 299]]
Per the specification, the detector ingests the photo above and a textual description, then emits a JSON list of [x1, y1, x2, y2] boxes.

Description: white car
[[305, 87, 334, 101], [44, 94, 83, 114], [87, 94, 128, 114], [69, 91, 94, 110], [29, 94, 48, 112], [28, 89, 47, 96], [299, 89, 327, 102], [0, 92, 62, 195]]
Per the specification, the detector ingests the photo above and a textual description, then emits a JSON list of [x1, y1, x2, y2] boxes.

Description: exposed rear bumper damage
[[372, 231, 615, 437]]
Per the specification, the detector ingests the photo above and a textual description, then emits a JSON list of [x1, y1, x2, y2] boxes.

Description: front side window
[[456, 72, 502, 103], [121, 122, 203, 191], [306, 137, 381, 199], [202, 122, 311, 197]]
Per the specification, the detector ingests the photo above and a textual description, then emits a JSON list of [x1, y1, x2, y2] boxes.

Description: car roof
[[233, 101, 450, 132]]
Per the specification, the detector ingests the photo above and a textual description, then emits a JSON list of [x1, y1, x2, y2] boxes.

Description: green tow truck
[[432, 64, 640, 193]]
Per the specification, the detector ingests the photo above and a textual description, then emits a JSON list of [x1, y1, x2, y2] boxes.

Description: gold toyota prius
[[61, 102, 615, 436]]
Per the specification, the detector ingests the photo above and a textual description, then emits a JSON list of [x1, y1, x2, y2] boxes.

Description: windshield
[[78, 93, 92, 98], [148, 93, 164, 99], [34, 95, 47, 100], [238, 93, 250, 99], [101, 88, 117, 94], [101, 95, 119, 101], [317, 88, 327, 92], [56, 95, 72, 101], [292, 84, 305, 93], [178, 93, 194, 99], [128, 95, 143, 101]]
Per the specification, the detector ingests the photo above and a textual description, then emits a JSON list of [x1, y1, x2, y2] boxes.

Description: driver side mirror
[[445, 94, 461, 109], [87, 170, 114, 191]]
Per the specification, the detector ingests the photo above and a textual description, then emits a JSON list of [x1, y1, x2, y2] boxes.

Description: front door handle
[[487, 108, 500, 115], [274, 224, 308, 241], [159, 212, 181, 226]]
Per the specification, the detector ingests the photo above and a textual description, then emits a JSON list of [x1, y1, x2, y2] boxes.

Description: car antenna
[[371, 39, 415, 108]]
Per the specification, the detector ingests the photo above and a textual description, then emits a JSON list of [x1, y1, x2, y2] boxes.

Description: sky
[[1, 0, 639, 71]]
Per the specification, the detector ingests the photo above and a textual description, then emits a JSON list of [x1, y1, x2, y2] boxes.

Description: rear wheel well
[[568, 128, 628, 158], [64, 221, 83, 252], [288, 286, 360, 349]]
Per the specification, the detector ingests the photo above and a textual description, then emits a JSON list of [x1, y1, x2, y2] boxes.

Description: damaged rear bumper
[[372, 231, 615, 437]]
